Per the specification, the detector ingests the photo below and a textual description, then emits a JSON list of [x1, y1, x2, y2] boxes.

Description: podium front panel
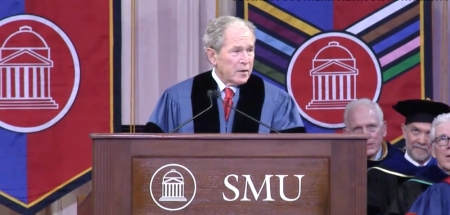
[[132, 157, 329, 214], [91, 134, 367, 215]]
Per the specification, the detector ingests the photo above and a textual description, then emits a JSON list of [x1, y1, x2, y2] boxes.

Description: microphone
[[168, 90, 215, 133], [211, 90, 281, 133]]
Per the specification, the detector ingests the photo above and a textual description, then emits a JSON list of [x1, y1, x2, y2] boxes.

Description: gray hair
[[430, 112, 450, 142], [344, 98, 384, 126], [203, 15, 256, 52]]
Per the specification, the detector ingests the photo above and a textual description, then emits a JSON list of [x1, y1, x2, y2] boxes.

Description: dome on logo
[[2, 26, 48, 48], [312, 41, 356, 70], [163, 169, 184, 180], [314, 41, 354, 61]]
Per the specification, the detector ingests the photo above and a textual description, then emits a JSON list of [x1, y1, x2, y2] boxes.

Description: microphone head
[[211, 90, 221, 98], [207, 90, 213, 97], [207, 90, 221, 98]]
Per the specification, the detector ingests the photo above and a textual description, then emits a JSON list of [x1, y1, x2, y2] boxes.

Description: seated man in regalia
[[343, 98, 404, 170], [365, 99, 449, 215], [388, 112, 450, 215]]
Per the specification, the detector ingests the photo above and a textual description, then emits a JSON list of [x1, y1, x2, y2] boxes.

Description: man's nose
[[240, 52, 250, 64], [418, 133, 428, 145]]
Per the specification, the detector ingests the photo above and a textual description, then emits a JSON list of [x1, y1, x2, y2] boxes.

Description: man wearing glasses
[[343, 98, 404, 169], [388, 112, 450, 215]]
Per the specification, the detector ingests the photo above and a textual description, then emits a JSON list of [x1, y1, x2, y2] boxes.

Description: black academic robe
[[385, 165, 449, 215], [145, 71, 306, 133], [367, 145, 436, 215], [393, 139, 406, 150]]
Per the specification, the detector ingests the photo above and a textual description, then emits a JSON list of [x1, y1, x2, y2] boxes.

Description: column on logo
[[33, 66, 50, 98], [162, 182, 184, 198], [0, 67, 12, 98], [312, 74, 356, 101], [0, 66, 51, 99]]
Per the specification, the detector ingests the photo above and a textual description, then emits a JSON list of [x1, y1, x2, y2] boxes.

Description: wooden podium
[[78, 133, 368, 215]]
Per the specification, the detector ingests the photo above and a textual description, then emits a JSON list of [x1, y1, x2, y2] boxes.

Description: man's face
[[432, 121, 450, 172], [345, 105, 387, 159], [206, 23, 255, 86], [402, 122, 432, 164]]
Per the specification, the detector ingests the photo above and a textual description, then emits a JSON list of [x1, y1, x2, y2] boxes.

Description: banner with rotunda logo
[[0, 0, 119, 213], [237, 0, 433, 144]]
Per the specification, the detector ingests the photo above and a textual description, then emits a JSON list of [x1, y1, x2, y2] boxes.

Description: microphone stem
[[169, 97, 214, 133]]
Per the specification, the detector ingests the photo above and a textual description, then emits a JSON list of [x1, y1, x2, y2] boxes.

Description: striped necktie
[[223, 88, 234, 122]]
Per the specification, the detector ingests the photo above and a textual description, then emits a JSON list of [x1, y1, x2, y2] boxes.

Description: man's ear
[[381, 121, 387, 137], [205, 48, 218, 66], [431, 143, 437, 158], [401, 124, 407, 137]]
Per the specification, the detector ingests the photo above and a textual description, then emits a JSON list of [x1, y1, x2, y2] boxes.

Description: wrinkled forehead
[[405, 122, 431, 132], [347, 105, 380, 127], [435, 121, 450, 137]]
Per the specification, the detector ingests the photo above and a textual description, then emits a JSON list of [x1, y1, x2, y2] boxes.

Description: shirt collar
[[373, 147, 382, 160], [212, 68, 237, 93], [369, 141, 388, 161], [405, 152, 431, 166]]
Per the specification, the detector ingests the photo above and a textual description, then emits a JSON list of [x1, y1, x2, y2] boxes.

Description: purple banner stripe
[[255, 42, 289, 70], [249, 9, 305, 46]]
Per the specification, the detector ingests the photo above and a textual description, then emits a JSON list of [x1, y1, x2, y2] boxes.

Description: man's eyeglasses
[[432, 135, 450, 147], [350, 125, 379, 134]]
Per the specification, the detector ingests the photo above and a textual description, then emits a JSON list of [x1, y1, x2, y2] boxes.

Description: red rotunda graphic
[[0, 16, 80, 133], [0, 26, 58, 109], [287, 32, 382, 128]]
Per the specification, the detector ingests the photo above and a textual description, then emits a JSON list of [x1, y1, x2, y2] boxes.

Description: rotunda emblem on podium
[[159, 169, 187, 202], [150, 164, 197, 211]]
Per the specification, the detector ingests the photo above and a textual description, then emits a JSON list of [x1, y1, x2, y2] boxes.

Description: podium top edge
[[89, 133, 369, 140]]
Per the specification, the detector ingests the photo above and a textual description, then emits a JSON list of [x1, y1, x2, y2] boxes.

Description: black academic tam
[[392, 99, 450, 125]]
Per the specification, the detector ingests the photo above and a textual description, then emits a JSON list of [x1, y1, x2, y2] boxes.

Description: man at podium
[[145, 15, 305, 134]]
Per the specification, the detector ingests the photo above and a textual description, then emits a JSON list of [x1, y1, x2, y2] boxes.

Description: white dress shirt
[[373, 147, 383, 160], [211, 68, 237, 99], [405, 152, 431, 166]]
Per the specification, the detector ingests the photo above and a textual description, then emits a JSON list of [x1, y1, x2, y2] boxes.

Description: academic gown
[[407, 176, 450, 215], [384, 164, 448, 215], [145, 71, 306, 133], [367, 145, 436, 215]]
